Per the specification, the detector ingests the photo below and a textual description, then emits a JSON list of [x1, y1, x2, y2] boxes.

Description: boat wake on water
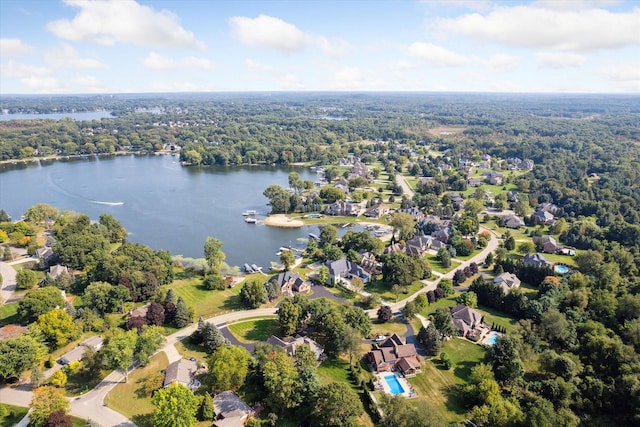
[[90, 200, 125, 206]]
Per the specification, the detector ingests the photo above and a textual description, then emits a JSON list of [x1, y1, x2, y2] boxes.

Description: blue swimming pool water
[[487, 332, 499, 345], [555, 265, 569, 274], [384, 374, 405, 395]]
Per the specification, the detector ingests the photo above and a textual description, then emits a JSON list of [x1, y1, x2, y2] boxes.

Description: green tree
[[288, 172, 302, 193], [390, 212, 416, 241], [436, 247, 451, 268], [37, 309, 78, 348], [173, 297, 192, 328], [417, 323, 442, 356], [278, 297, 301, 336], [18, 287, 65, 323], [102, 330, 137, 383], [204, 237, 226, 273], [23, 204, 59, 226], [152, 383, 199, 427], [262, 351, 301, 412], [378, 393, 440, 427], [312, 382, 363, 427], [0, 333, 46, 379], [16, 268, 39, 290], [240, 280, 268, 309], [437, 278, 454, 296], [432, 308, 457, 339], [99, 213, 127, 243], [199, 392, 215, 421], [30, 386, 69, 427], [280, 249, 296, 271], [317, 265, 329, 285], [456, 291, 478, 308], [49, 370, 67, 387], [319, 225, 338, 247], [135, 326, 165, 366], [486, 335, 524, 387], [208, 345, 252, 392], [517, 241, 535, 254]]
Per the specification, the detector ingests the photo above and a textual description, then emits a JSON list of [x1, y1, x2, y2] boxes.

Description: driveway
[[0, 261, 17, 304]]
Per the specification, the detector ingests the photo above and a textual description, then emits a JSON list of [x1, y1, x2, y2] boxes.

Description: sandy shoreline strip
[[263, 214, 305, 228]]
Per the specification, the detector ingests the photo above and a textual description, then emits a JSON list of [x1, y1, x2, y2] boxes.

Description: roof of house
[[493, 272, 521, 292], [35, 246, 54, 259], [406, 235, 432, 250], [396, 355, 421, 373], [48, 264, 67, 279], [59, 346, 88, 365], [273, 271, 306, 288], [326, 258, 371, 281], [266, 335, 324, 359], [128, 303, 151, 318], [523, 252, 552, 266], [81, 335, 103, 350], [451, 304, 483, 327], [214, 391, 252, 420], [163, 358, 198, 388]]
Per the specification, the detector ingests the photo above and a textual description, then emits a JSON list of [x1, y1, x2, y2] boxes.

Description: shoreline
[[263, 214, 305, 228]]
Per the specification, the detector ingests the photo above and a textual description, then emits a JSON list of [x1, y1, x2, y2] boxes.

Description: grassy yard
[[408, 338, 486, 423], [161, 276, 243, 319], [0, 302, 19, 326], [174, 338, 208, 362], [366, 280, 425, 303], [0, 404, 28, 427], [227, 318, 280, 343], [370, 318, 408, 338], [427, 255, 460, 274], [477, 305, 518, 333], [105, 352, 169, 427]]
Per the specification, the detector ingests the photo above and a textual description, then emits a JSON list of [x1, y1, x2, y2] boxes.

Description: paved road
[[396, 174, 415, 199], [0, 256, 38, 304]]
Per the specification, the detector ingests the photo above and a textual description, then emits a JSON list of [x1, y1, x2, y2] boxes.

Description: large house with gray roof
[[325, 258, 371, 285]]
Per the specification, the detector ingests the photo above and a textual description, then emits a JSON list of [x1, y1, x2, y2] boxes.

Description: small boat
[[244, 264, 254, 273], [242, 210, 257, 216], [245, 217, 257, 224], [308, 233, 320, 240], [251, 264, 261, 271]]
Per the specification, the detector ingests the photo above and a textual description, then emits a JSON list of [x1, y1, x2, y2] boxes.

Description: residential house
[[324, 200, 361, 216], [48, 264, 68, 280], [35, 246, 55, 266], [163, 358, 200, 391], [214, 391, 253, 427], [533, 210, 555, 225], [482, 171, 503, 186], [451, 304, 483, 337], [128, 303, 151, 319], [506, 191, 519, 203], [266, 335, 324, 360], [383, 243, 404, 255], [405, 235, 432, 257], [366, 334, 421, 377], [522, 253, 554, 268], [399, 207, 424, 222], [360, 252, 382, 275], [467, 177, 483, 187], [537, 203, 558, 213], [364, 204, 389, 219], [534, 235, 559, 254], [271, 271, 311, 296], [58, 335, 103, 365], [431, 227, 451, 244], [502, 215, 525, 228], [429, 239, 447, 251], [449, 193, 465, 209], [493, 272, 521, 294], [334, 183, 350, 194], [325, 258, 371, 285]]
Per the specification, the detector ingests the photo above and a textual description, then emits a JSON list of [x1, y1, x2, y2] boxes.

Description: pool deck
[[374, 372, 416, 398]]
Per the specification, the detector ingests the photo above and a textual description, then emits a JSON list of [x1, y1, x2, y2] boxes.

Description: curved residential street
[[0, 229, 498, 427]]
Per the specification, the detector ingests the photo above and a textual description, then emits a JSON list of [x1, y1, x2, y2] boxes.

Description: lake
[[0, 111, 113, 121], [0, 155, 362, 269]]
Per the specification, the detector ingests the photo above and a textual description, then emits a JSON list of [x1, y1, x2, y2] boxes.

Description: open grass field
[[408, 338, 486, 423], [227, 318, 280, 343], [478, 305, 519, 333], [0, 404, 28, 427], [0, 302, 19, 327], [161, 276, 243, 319], [105, 352, 168, 427], [370, 318, 408, 337], [366, 280, 425, 303]]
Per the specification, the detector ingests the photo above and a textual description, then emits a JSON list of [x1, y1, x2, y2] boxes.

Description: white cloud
[[600, 62, 640, 82], [437, 5, 640, 51], [407, 42, 471, 67], [327, 66, 385, 90], [1, 60, 51, 78], [244, 59, 275, 74], [151, 81, 217, 92], [143, 52, 217, 71], [44, 43, 107, 69], [317, 37, 352, 57], [536, 52, 587, 69], [47, 0, 205, 50], [18, 76, 64, 92], [229, 15, 310, 53], [0, 38, 35, 56], [533, 0, 621, 11], [483, 54, 520, 72], [71, 75, 106, 92], [278, 74, 305, 90]]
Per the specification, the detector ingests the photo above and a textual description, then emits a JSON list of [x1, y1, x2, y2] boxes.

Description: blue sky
[[1, 0, 639, 94]]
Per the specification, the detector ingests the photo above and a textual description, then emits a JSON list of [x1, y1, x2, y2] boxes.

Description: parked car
[[373, 335, 386, 342]]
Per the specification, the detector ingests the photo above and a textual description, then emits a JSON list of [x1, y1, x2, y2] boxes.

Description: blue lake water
[[0, 155, 356, 269], [384, 374, 405, 395]]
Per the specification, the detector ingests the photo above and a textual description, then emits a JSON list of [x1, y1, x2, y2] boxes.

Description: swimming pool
[[555, 265, 570, 274], [384, 374, 406, 395], [486, 332, 499, 345]]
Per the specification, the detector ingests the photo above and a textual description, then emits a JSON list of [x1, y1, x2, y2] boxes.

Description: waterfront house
[[325, 258, 371, 285], [271, 271, 311, 296], [363, 204, 389, 219], [324, 200, 361, 216]]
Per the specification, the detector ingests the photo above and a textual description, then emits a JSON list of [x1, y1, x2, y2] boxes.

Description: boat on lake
[[242, 210, 257, 216], [245, 217, 258, 224]]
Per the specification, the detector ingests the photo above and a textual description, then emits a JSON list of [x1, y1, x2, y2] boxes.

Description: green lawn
[[477, 305, 518, 333], [174, 338, 209, 362], [105, 352, 168, 427], [427, 255, 460, 274], [161, 276, 243, 319], [0, 302, 20, 326], [227, 318, 280, 343], [0, 404, 28, 427], [366, 280, 425, 303], [542, 252, 577, 267], [408, 338, 486, 423], [370, 318, 407, 338]]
